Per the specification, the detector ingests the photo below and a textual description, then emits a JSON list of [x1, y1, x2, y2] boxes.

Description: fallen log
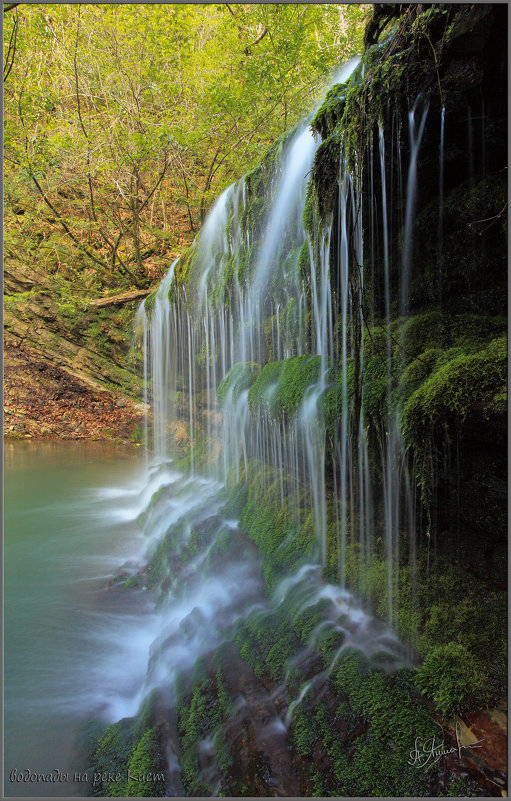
[[89, 287, 157, 308]]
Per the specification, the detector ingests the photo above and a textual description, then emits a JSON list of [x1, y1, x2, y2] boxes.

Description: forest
[[4, 3, 507, 799], [4, 3, 366, 437]]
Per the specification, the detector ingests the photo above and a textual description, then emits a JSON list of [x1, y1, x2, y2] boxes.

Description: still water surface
[[4, 441, 148, 797]]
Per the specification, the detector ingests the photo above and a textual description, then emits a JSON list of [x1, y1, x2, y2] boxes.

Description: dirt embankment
[[4, 335, 145, 443], [4, 258, 150, 443]]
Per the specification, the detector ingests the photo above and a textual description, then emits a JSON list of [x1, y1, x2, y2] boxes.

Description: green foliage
[[5, 4, 366, 292], [416, 644, 490, 717]]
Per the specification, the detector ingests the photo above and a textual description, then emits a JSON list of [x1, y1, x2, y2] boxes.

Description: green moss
[[175, 244, 195, 287], [361, 355, 388, 420], [323, 361, 354, 431], [288, 645, 443, 796], [88, 698, 165, 798], [248, 355, 324, 421], [416, 643, 490, 717], [145, 527, 174, 591], [247, 361, 283, 417], [330, 652, 438, 796], [297, 240, 311, 279], [310, 132, 343, 218], [310, 82, 348, 140], [402, 335, 506, 450], [123, 575, 144, 589], [178, 671, 232, 796], [230, 459, 504, 715], [238, 476, 317, 588], [90, 720, 133, 796], [292, 706, 320, 756], [235, 593, 306, 683], [4, 288, 45, 310], [423, 591, 506, 698], [123, 729, 164, 797], [411, 176, 507, 315], [143, 289, 157, 315], [217, 361, 260, 405]]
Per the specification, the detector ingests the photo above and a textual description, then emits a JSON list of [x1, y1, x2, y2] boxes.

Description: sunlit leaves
[[4, 3, 367, 288]]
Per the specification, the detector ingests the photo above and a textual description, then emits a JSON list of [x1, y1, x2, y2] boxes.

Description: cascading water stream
[[401, 96, 429, 318], [438, 105, 446, 307], [132, 53, 434, 651]]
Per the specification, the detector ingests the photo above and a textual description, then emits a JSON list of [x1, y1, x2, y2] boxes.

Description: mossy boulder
[[416, 643, 490, 717], [217, 361, 260, 405]]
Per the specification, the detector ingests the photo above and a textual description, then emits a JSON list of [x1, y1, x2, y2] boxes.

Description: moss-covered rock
[[403, 335, 505, 433], [217, 361, 260, 405], [416, 643, 490, 717], [178, 671, 233, 796], [88, 695, 166, 797]]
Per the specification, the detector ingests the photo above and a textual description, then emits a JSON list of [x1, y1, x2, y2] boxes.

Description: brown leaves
[[4, 337, 143, 442]]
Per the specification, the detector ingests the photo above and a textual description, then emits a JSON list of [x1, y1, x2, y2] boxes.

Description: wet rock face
[[318, 6, 507, 320], [317, 2, 508, 589], [222, 680, 299, 794]]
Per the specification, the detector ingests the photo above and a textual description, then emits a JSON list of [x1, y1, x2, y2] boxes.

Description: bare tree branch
[[89, 287, 157, 308], [4, 7, 18, 82]]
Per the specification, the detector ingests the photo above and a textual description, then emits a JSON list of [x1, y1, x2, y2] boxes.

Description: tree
[[4, 4, 368, 290]]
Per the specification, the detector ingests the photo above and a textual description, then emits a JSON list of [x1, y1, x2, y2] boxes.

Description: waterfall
[[134, 53, 437, 632], [117, 42, 504, 791], [438, 105, 445, 307], [401, 96, 428, 318]]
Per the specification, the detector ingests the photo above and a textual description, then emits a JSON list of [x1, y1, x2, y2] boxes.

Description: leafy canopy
[[4, 3, 368, 290]]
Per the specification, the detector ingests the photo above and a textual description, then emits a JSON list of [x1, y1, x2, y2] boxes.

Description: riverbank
[[4, 336, 144, 444]]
